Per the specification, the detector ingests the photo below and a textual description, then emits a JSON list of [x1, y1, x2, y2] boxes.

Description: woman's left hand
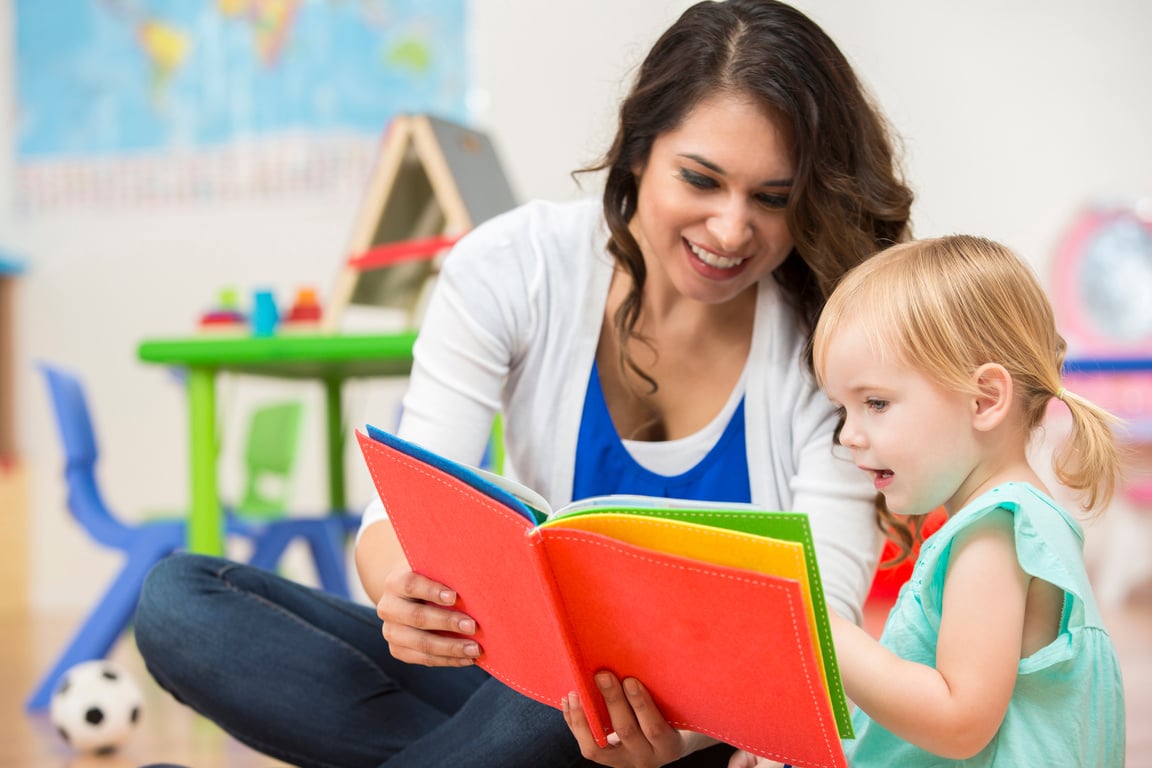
[[562, 672, 688, 767]]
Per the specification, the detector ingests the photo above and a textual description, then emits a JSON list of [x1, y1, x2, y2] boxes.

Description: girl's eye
[[866, 398, 889, 413], [755, 192, 789, 210], [678, 168, 716, 190]]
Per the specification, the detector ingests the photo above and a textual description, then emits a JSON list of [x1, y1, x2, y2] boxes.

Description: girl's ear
[[971, 363, 1013, 431]]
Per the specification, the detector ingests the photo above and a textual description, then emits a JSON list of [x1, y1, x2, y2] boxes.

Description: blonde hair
[[813, 234, 1122, 514]]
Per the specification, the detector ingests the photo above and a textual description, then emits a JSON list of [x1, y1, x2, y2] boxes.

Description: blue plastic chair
[[220, 399, 358, 597], [27, 363, 356, 712]]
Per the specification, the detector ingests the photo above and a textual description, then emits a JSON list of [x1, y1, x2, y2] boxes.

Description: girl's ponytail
[[1051, 387, 1124, 513]]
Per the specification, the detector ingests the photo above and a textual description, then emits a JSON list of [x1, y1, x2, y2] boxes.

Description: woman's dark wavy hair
[[583, 0, 916, 559], [585, 0, 913, 379]]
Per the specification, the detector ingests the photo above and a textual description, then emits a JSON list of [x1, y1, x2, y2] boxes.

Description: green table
[[138, 332, 417, 554]]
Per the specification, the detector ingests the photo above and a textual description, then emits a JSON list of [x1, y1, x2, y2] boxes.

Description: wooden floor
[[3, 587, 1151, 768], [0, 611, 292, 768]]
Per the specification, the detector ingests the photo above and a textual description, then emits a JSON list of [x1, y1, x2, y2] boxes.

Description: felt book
[[357, 426, 852, 768]]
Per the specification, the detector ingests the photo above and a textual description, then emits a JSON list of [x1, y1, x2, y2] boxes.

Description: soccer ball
[[49, 660, 143, 754]]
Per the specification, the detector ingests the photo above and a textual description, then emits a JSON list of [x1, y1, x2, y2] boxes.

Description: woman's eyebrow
[[678, 153, 793, 187]]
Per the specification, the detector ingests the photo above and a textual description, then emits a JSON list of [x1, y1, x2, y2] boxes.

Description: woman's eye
[[866, 398, 889, 412], [678, 169, 716, 189], [755, 192, 789, 209]]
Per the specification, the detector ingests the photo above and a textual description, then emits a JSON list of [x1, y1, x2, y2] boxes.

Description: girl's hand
[[727, 751, 786, 768], [562, 672, 688, 767], [374, 564, 482, 667]]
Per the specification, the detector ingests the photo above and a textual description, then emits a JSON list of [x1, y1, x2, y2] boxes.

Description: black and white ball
[[49, 660, 143, 754]]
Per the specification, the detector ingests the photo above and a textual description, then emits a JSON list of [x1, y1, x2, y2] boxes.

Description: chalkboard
[[325, 114, 518, 330]]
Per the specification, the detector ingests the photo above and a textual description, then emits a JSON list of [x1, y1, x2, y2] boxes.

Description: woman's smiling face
[[629, 92, 797, 307]]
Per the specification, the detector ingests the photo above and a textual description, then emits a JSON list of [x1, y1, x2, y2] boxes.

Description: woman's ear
[[631, 160, 646, 183], [971, 363, 1013, 431]]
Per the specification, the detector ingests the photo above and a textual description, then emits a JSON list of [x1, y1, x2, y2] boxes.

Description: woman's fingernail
[[439, 589, 455, 603], [596, 672, 613, 690], [624, 678, 641, 696], [464, 642, 481, 657], [458, 618, 476, 634]]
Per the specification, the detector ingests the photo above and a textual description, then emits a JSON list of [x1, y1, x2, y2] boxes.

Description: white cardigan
[[362, 198, 882, 623]]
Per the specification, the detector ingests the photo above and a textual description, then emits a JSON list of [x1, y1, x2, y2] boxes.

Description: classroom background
[[1, 0, 1149, 656]]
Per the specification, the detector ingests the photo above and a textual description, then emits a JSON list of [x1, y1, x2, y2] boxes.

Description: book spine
[[526, 528, 611, 747]]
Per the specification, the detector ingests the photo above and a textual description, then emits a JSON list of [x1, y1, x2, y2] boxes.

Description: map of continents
[[16, 0, 469, 158]]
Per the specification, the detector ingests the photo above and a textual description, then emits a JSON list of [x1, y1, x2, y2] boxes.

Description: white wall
[[7, 0, 1151, 611]]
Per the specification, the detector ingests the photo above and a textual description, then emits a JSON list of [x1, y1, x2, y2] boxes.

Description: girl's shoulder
[[924, 483, 1098, 615], [949, 483, 1083, 542]]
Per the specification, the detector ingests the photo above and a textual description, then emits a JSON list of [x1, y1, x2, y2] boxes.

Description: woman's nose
[[706, 197, 752, 252]]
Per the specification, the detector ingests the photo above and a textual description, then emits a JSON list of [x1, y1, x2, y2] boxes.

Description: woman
[[135, 2, 913, 766]]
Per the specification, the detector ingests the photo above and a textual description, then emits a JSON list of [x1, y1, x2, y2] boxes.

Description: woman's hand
[[727, 751, 786, 768], [374, 564, 482, 667], [563, 672, 691, 767]]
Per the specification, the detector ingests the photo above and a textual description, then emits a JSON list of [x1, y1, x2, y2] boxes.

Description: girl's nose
[[838, 416, 865, 449]]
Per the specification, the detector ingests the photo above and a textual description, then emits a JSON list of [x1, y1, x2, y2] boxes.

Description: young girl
[[733, 234, 1127, 766], [774, 237, 1124, 764]]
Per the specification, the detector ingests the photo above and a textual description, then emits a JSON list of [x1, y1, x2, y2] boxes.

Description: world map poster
[[14, 0, 470, 210]]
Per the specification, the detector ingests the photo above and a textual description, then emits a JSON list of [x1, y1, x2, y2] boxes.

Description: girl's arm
[[831, 508, 1028, 759]]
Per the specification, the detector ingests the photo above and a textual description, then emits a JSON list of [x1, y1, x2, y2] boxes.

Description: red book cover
[[358, 428, 848, 768]]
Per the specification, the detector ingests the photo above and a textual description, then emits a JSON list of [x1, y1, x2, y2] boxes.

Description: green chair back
[[233, 400, 304, 520]]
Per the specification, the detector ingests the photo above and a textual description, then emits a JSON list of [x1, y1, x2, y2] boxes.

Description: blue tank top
[[572, 360, 751, 503]]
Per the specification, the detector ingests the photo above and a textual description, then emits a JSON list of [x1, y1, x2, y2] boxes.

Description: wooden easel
[[0, 261, 21, 464], [0, 259, 26, 615], [324, 114, 518, 331]]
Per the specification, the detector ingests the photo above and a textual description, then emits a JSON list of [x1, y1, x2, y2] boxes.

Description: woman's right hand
[[375, 564, 483, 667]]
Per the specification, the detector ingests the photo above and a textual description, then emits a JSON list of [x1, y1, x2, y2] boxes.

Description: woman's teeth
[[689, 242, 745, 269]]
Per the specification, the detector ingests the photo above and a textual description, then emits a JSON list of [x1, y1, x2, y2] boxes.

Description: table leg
[[324, 378, 346, 513], [186, 368, 224, 554]]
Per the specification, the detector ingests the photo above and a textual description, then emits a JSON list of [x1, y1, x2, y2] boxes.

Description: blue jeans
[[135, 553, 587, 768], [135, 554, 735, 768]]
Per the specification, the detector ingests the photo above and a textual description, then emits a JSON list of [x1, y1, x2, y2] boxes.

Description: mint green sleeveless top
[[844, 482, 1125, 766]]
